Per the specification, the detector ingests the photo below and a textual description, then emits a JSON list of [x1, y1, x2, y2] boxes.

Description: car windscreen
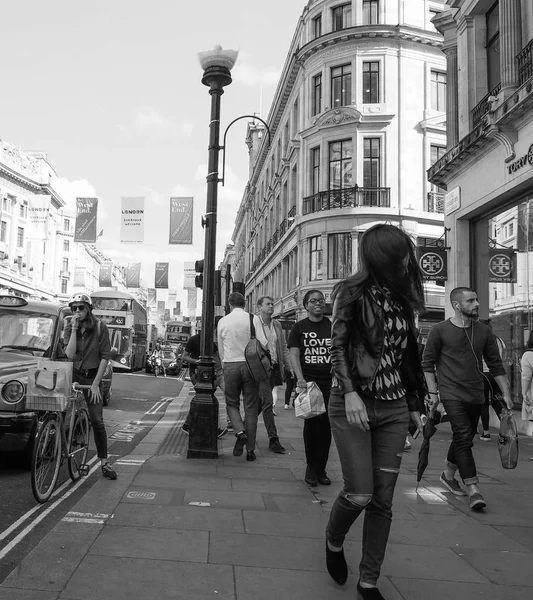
[[0, 309, 57, 355]]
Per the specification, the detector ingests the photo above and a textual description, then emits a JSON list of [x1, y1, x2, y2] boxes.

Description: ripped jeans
[[326, 387, 409, 586]]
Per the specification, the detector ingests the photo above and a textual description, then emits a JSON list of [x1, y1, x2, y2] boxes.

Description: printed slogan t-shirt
[[288, 317, 332, 384]]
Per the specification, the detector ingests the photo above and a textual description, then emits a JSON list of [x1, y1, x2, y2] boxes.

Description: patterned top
[[359, 287, 408, 401]]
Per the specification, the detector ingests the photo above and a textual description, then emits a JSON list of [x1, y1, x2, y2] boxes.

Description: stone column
[[500, 0, 522, 97], [444, 44, 459, 148]]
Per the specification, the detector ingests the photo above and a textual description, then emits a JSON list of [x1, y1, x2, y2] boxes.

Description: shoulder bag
[[244, 314, 272, 384]]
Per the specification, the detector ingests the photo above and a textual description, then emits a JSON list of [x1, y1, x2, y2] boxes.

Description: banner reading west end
[[74, 198, 98, 243], [99, 263, 113, 287], [126, 263, 142, 288], [28, 195, 51, 240], [169, 197, 193, 244], [155, 262, 169, 288], [121, 197, 145, 243]]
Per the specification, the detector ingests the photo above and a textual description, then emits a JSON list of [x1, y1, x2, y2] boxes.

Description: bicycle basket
[[25, 395, 69, 412]]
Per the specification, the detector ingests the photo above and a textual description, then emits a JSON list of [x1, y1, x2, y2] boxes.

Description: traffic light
[[194, 259, 204, 289]]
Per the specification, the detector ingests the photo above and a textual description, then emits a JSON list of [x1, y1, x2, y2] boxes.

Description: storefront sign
[[444, 187, 460, 215], [507, 144, 533, 175], [488, 249, 516, 283], [417, 247, 448, 281]]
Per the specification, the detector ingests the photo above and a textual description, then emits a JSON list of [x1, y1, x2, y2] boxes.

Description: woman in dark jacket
[[325, 224, 426, 599], [65, 293, 117, 480]]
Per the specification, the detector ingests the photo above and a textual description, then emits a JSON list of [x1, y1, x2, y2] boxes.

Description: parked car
[[0, 295, 113, 466]]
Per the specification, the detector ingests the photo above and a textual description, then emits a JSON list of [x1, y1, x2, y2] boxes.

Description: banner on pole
[[147, 288, 156, 307], [183, 261, 196, 289], [169, 197, 193, 245], [126, 263, 141, 288], [121, 197, 145, 243], [155, 262, 169, 288], [488, 248, 517, 283], [187, 288, 197, 310], [28, 195, 51, 240], [99, 263, 113, 287], [74, 198, 98, 243], [417, 247, 448, 281], [157, 300, 165, 315], [168, 289, 177, 305], [175, 301, 181, 315]]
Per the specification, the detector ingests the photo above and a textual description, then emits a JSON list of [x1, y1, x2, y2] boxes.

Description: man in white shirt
[[254, 296, 291, 454], [217, 292, 260, 461]]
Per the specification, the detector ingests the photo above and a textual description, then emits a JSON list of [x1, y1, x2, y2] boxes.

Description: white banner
[[28, 195, 51, 240], [168, 289, 177, 305], [183, 261, 196, 289], [187, 288, 197, 309], [121, 197, 145, 243]]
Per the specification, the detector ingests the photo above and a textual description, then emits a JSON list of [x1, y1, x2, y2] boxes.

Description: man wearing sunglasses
[[64, 293, 117, 480]]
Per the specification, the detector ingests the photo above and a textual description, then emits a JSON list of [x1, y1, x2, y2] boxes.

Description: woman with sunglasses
[[325, 224, 426, 599], [288, 289, 332, 487], [65, 293, 117, 480]]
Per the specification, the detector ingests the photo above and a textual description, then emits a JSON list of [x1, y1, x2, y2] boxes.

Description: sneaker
[[181, 423, 190, 435], [102, 463, 117, 480], [269, 437, 286, 454], [284, 404, 290, 410], [469, 492, 487, 511], [440, 471, 467, 496], [479, 433, 491, 441], [217, 426, 228, 439], [233, 432, 247, 457]]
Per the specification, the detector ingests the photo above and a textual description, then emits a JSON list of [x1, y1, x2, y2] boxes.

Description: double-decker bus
[[91, 290, 147, 371], [164, 320, 192, 349]]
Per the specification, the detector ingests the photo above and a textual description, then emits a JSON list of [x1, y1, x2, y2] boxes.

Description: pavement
[[1, 383, 533, 600]]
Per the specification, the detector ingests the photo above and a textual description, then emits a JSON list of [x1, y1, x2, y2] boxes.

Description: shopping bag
[[294, 381, 326, 420], [521, 399, 533, 422], [25, 360, 73, 412], [245, 314, 271, 384], [498, 408, 519, 469]]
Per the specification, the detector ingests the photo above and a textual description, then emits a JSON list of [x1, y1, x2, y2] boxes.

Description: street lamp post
[[187, 46, 238, 459]]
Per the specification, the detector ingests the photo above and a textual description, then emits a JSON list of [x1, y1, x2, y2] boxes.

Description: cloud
[[53, 177, 106, 217], [117, 106, 195, 143], [232, 62, 281, 86]]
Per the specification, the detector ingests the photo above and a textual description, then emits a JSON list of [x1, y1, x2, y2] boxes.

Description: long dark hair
[[80, 308, 98, 333], [334, 224, 425, 318]]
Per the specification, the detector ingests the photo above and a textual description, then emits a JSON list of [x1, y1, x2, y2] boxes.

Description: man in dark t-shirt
[[183, 333, 201, 384]]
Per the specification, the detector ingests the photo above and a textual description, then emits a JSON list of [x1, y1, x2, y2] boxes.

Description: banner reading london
[[169, 197, 193, 244], [121, 197, 145, 243], [28, 195, 51, 240], [74, 198, 98, 243]]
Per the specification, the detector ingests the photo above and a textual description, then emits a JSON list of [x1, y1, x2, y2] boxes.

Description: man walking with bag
[[218, 292, 260, 462], [422, 287, 513, 510], [254, 296, 292, 454]]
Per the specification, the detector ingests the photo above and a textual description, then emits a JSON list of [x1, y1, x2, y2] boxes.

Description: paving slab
[[141, 457, 218, 475], [261, 493, 325, 514], [0, 590, 59, 600], [59, 555, 235, 600], [111, 503, 245, 533], [2, 530, 99, 591], [182, 489, 266, 510], [391, 578, 532, 600], [133, 472, 232, 491], [215, 465, 297, 480], [242, 510, 329, 538], [89, 525, 209, 562], [378, 543, 490, 584], [453, 548, 533, 587], [494, 525, 533, 552], [230, 478, 309, 495]]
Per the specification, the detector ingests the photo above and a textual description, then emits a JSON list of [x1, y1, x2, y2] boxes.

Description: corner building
[[231, 0, 447, 335], [429, 0, 533, 419]]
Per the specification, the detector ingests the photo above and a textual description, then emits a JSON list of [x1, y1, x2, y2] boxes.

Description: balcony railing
[[471, 83, 501, 127], [518, 38, 533, 86], [426, 192, 444, 214], [303, 186, 390, 215]]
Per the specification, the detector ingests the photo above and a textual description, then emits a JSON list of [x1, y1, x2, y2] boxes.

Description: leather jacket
[[330, 280, 426, 413]]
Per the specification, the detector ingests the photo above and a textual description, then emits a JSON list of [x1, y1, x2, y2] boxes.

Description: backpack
[[244, 314, 272, 384]]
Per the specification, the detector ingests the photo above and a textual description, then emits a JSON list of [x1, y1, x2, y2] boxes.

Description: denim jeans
[[258, 370, 279, 440], [73, 369, 108, 460], [326, 387, 409, 586], [304, 381, 332, 477], [442, 398, 482, 485], [223, 362, 259, 451]]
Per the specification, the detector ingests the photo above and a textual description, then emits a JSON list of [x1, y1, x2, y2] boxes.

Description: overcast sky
[[0, 0, 305, 309]]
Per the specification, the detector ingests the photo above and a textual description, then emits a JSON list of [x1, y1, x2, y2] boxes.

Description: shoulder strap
[[249, 314, 256, 339], [97, 319, 102, 336]]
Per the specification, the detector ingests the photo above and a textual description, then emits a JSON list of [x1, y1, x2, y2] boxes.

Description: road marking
[[115, 458, 146, 466], [0, 458, 102, 561], [62, 511, 110, 524]]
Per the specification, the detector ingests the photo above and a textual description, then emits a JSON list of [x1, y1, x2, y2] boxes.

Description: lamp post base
[[186, 390, 219, 459]]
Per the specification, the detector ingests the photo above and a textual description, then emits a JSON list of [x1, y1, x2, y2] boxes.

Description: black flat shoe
[[233, 432, 247, 457], [357, 581, 385, 599], [318, 473, 331, 485], [326, 541, 348, 585], [305, 465, 318, 487], [246, 450, 256, 462]]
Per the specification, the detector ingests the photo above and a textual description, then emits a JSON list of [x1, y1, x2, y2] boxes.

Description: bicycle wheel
[[68, 409, 90, 481], [31, 415, 62, 503]]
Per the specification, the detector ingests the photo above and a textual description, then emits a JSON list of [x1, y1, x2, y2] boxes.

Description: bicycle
[[30, 383, 92, 503]]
